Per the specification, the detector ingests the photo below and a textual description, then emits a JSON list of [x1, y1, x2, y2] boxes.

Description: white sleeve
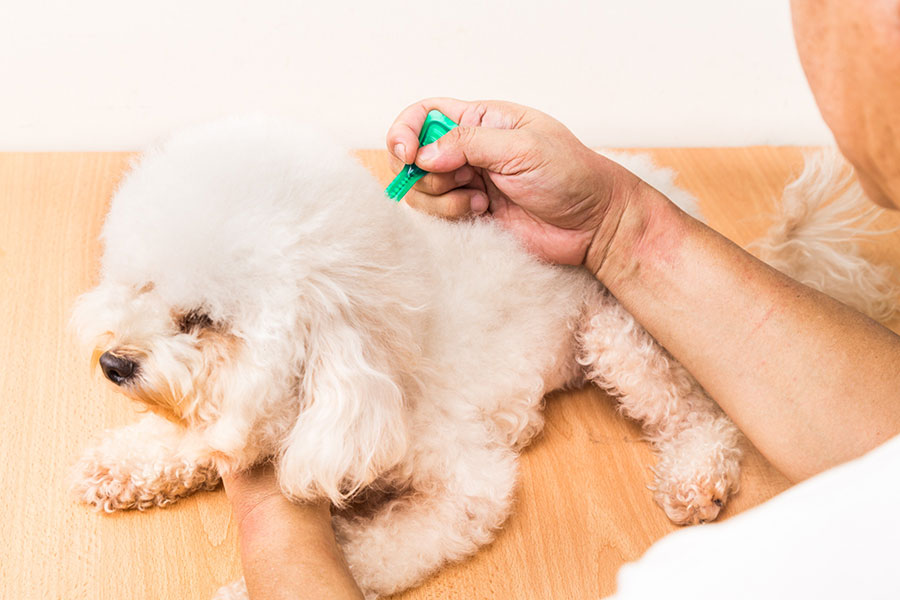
[[608, 433, 900, 600]]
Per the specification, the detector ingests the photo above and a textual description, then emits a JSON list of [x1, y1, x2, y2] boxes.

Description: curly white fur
[[69, 119, 895, 598], [752, 150, 897, 322]]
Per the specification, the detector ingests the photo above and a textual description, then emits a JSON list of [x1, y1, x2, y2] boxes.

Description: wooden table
[[3, 148, 899, 599]]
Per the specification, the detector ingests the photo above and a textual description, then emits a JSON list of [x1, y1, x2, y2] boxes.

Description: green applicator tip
[[385, 110, 459, 201]]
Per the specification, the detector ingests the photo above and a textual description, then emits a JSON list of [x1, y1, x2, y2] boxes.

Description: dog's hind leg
[[71, 414, 219, 512], [333, 433, 518, 598], [578, 289, 742, 525]]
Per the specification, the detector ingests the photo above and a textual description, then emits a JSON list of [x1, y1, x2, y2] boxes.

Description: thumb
[[414, 126, 529, 174]]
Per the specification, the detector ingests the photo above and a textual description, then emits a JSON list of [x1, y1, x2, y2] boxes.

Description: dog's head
[[74, 282, 228, 422], [72, 117, 430, 502]]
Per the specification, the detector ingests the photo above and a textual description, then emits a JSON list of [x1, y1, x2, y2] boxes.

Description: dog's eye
[[177, 309, 213, 333]]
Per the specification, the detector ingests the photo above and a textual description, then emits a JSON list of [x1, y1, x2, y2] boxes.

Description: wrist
[[584, 176, 686, 290], [223, 466, 332, 536], [236, 492, 331, 540]]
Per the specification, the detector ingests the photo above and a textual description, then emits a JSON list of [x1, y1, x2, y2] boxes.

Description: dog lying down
[[71, 118, 896, 598]]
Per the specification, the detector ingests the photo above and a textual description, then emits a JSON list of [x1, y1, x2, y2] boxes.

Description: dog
[[70, 118, 895, 598]]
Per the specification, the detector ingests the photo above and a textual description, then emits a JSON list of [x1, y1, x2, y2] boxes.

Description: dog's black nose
[[99, 352, 137, 385]]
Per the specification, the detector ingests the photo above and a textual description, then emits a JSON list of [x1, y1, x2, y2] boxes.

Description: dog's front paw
[[70, 454, 139, 512], [71, 418, 221, 512], [651, 424, 742, 525], [71, 450, 219, 512], [652, 468, 735, 525], [71, 440, 220, 512]]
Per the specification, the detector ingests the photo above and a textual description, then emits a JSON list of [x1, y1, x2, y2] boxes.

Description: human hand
[[386, 98, 656, 271], [223, 463, 363, 600]]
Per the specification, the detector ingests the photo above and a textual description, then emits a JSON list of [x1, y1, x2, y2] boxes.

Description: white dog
[[70, 118, 895, 598]]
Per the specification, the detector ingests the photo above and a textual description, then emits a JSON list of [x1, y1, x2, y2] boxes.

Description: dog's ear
[[277, 314, 409, 506]]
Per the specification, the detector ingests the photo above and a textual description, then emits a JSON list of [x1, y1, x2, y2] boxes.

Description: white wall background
[[0, 0, 833, 150]]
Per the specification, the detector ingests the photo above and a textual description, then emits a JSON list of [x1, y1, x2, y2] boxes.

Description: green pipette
[[385, 110, 459, 201]]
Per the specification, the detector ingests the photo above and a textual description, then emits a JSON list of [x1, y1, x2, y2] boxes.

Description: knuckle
[[429, 172, 456, 195], [471, 102, 490, 125], [519, 129, 542, 150], [453, 125, 478, 148], [403, 98, 430, 116], [459, 101, 489, 127], [418, 174, 437, 193], [519, 130, 545, 161], [404, 190, 427, 211]]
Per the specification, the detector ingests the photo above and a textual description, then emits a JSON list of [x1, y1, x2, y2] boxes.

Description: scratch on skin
[[751, 305, 777, 335]]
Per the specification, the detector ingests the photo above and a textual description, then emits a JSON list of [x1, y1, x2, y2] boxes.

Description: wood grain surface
[[3, 148, 899, 600]]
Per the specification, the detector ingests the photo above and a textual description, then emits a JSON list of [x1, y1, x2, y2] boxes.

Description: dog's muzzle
[[99, 352, 137, 385]]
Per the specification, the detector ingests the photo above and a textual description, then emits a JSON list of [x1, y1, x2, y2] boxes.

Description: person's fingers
[[404, 187, 489, 219], [386, 98, 532, 164], [386, 97, 474, 164], [388, 152, 405, 175], [416, 167, 475, 195], [415, 125, 538, 174], [388, 151, 474, 192]]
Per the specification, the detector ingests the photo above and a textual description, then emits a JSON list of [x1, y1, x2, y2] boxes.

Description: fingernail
[[393, 143, 406, 162], [471, 193, 488, 214], [417, 144, 438, 165], [455, 167, 473, 184]]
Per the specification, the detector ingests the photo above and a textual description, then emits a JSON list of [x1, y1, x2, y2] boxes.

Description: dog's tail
[[750, 150, 898, 323]]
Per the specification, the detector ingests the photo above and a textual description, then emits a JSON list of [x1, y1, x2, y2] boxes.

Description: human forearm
[[225, 468, 363, 600], [385, 97, 900, 480], [591, 184, 900, 481]]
